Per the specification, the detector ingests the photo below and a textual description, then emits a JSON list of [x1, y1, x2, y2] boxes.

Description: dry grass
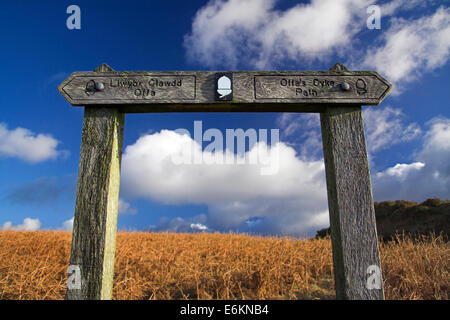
[[380, 233, 449, 300], [0, 231, 447, 300]]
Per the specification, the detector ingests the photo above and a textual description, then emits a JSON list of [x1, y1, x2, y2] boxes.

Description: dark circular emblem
[[85, 80, 96, 96]]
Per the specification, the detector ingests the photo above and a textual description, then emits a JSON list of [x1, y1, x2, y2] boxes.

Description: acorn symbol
[[217, 76, 232, 99]]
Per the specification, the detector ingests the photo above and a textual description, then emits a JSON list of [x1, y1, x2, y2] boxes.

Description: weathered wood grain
[[320, 105, 384, 300], [66, 64, 124, 300], [58, 64, 392, 111]]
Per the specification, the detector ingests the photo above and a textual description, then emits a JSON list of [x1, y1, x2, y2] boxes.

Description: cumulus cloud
[[121, 129, 328, 236], [361, 7, 450, 91], [184, 0, 373, 68], [373, 117, 450, 201], [376, 162, 425, 179], [0, 123, 67, 163], [2, 218, 41, 231], [121, 130, 325, 204]]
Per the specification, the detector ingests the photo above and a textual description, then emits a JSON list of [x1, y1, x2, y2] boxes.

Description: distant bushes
[[315, 198, 450, 241]]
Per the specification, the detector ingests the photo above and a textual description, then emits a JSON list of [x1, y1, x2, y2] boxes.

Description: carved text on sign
[[254, 75, 376, 99], [103, 76, 194, 99], [61, 74, 196, 102]]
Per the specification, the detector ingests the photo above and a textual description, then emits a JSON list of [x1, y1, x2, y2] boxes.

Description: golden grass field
[[0, 231, 448, 300]]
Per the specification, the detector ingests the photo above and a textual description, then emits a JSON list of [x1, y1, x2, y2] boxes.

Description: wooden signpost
[[59, 63, 392, 300]]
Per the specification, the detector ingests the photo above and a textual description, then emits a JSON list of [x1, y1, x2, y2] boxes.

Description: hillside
[[316, 198, 450, 240]]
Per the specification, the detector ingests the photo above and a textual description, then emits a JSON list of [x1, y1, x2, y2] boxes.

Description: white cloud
[[373, 117, 450, 201], [190, 223, 208, 231], [122, 130, 325, 204], [62, 218, 74, 231], [2, 218, 41, 231], [363, 106, 421, 153], [121, 129, 328, 236], [376, 162, 425, 179], [0, 123, 67, 163], [118, 199, 138, 215], [184, 0, 373, 68], [361, 7, 450, 91]]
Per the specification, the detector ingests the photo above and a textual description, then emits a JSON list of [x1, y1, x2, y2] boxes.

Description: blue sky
[[0, 0, 449, 237]]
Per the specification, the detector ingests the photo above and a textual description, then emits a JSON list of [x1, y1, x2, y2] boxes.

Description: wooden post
[[320, 105, 384, 300], [66, 64, 125, 300]]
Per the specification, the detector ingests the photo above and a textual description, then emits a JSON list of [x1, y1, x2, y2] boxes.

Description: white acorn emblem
[[217, 75, 232, 99]]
